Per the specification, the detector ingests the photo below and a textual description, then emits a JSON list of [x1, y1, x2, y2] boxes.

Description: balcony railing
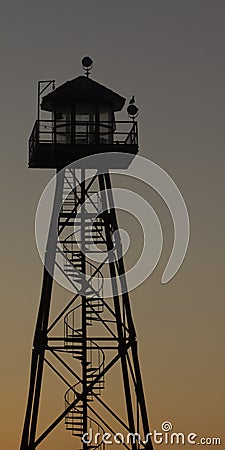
[[29, 120, 138, 159]]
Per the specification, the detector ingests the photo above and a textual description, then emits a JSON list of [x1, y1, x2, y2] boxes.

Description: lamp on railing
[[127, 95, 139, 121]]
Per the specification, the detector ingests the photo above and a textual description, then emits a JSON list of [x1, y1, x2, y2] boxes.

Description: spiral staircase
[[60, 178, 107, 449]]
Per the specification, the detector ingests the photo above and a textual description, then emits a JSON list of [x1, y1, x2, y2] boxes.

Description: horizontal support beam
[[48, 337, 121, 341]]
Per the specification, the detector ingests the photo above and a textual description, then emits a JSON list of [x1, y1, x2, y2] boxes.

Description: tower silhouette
[[20, 59, 154, 450]]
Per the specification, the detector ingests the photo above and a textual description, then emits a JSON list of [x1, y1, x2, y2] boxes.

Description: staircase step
[[86, 300, 103, 305], [67, 427, 83, 431], [65, 348, 83, 352], [86, 299, 103, 304], [92, 386, 105, 390], [87, 302, 104, 311], [87, 305, 102, 308], [87, 313, 101, 322], [86, 306, 103, 310], [64, 263, 82, 267], [87, 384, 105, 389], [86, 311, 104, 316], [63, 252, 81, 259], [65, 420, 83, 425], [64, 270, 82, 275], [67, 259, 82, 263], [66, 420, 81, 424]]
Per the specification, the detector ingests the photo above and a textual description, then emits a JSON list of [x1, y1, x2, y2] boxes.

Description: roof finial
[[81, 56, 93, 78]]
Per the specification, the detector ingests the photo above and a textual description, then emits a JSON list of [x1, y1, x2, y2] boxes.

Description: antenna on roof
[[81, 56, 93, 78]]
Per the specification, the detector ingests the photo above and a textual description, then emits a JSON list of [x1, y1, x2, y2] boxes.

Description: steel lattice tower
[[20, 58, 154, 450]]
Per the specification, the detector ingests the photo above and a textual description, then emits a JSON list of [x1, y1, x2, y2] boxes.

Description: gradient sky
[[0, 1, 225, 449]]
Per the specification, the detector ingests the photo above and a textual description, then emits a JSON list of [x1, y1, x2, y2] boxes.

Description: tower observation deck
[[29, 74, 138, 169]]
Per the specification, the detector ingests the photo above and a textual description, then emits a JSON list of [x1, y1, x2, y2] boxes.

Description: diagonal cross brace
[[33, 340, 133, 448]]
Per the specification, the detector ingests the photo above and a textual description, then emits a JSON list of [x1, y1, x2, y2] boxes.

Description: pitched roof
[[41, 75, 125, 112]]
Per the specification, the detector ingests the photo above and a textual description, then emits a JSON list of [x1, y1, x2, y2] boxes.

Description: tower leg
[[20, 171, 64, 450]]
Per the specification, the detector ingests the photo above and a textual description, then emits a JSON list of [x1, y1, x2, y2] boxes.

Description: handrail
[[29, 119, 138, 148]]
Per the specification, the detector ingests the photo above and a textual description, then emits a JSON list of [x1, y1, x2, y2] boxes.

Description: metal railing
[[29, 120, 138, 159]]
